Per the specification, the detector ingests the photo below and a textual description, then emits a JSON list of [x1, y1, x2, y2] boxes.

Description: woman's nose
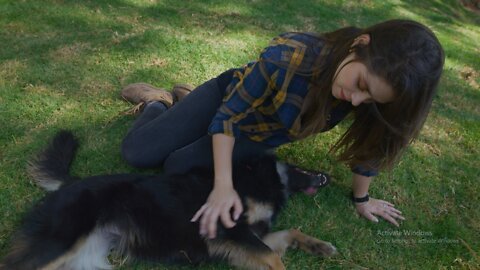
[[351, 92, 369, 106]]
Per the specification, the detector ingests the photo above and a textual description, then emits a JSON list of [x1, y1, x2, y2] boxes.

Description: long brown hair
[[276, 20, 445, 171]]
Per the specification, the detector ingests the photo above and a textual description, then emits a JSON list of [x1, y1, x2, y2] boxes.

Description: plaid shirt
[[208, 32, 377, 177]]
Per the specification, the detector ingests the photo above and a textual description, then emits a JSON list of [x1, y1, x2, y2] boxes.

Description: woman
[[120, 19, 445, 239]]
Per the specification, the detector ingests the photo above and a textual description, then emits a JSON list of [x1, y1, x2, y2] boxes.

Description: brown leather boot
[[121, 83, 174, 114], [172, 83, 194, 103]]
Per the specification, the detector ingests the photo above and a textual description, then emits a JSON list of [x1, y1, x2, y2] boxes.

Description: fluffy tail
[[27, 130, 79, 191]]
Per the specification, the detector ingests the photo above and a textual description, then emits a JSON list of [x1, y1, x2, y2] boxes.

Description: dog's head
[[234, 154, 330, 198], [275, 162, 330, 196]]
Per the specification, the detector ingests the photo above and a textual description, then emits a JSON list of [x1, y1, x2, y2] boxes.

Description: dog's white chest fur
[[245, 198, 274, 225]]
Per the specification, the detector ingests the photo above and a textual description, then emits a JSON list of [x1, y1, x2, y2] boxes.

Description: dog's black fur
[[1, 131, 335, 270]]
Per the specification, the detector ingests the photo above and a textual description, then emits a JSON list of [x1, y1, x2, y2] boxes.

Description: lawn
[[0, 0, 479, 269]]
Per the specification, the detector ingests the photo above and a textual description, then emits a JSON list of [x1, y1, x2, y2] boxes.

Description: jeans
[[121, 69, 274, 175]]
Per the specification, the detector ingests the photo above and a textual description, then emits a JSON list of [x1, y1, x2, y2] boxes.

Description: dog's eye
[[294, 167, 304, 173], [294, 167, 315, 176]]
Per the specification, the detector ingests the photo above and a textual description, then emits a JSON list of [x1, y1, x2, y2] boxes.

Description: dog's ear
[[239, 153, 276, 168], [250, 154, 277, 169]]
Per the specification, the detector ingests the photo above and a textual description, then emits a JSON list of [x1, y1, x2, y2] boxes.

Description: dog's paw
[[303, 239, 338, 257]]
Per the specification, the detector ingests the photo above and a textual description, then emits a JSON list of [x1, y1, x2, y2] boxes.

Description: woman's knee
[[121, 136, 139, 166], [121, 135, 154, 168], [163, 138, 213, 175]]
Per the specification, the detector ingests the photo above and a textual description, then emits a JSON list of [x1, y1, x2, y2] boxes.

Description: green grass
[[1, 0, 479, 269]]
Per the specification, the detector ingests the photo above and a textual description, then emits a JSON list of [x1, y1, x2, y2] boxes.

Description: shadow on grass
[[1, 0, 479, 268], [1, 0, 477, 138], [0, 0, 396, 147]]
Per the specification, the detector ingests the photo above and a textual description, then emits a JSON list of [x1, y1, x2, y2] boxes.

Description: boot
[[172, 83, 194, 103], [120, 83, 174, 115]]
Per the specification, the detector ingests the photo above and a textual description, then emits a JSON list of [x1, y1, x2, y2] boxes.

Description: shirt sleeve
[[208, 47, 280, 138]]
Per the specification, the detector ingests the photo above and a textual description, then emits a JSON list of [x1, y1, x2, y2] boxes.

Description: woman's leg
[[163, 134, 274, 176], [121, 70, 235, 168], [128, 101, 169, 132]]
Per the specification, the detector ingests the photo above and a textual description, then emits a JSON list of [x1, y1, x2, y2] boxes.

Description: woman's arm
[[352, 173, 405, 227], [193, 38, 287, 238], [212, 133, 235, 190], [191, 134, 243, 239], [352, 173, 372, 198]]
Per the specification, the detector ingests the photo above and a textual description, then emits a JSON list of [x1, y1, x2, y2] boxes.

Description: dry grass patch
[[0, 60, 26, 86], [459, 66, 479, 90], [49, 42, 91, 62]]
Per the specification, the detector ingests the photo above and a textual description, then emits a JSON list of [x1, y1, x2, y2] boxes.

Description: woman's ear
[[352, 34, 371, 47]]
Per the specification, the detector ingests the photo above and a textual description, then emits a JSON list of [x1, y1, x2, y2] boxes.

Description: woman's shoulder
[[260, 32, 327, 70], [270, 32, 325, 48]]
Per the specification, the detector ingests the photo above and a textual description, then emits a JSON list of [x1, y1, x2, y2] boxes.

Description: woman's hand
[[191, 185, 243, 239], [355, 197, 405, 227]]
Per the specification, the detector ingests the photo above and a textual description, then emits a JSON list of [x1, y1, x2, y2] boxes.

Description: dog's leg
[[46, 226, 114, 270], [4, 226, 115, 270], [207, 239, 285, 270], [262, 229, 337, 257], [206, 224, 286, 270]]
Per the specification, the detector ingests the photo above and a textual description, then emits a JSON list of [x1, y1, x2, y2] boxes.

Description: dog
[[0, 131, 336, 270]]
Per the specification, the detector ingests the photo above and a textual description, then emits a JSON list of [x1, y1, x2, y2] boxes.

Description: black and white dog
[[1, 131, 336, 270]]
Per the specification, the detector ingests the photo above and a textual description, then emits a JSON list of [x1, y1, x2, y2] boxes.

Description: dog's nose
[[314, 173, 330, 188]]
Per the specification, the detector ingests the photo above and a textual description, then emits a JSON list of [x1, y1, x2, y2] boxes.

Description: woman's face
[[332, 53, 395, 106]]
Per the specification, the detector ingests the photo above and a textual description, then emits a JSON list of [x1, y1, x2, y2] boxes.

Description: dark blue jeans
[[121, 70, 274, 175]]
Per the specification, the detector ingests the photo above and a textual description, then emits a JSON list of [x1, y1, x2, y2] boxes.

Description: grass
[[1, 0, 479, 269]]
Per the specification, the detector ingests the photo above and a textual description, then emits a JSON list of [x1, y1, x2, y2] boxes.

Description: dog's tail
[[27, 130, 79, 191]]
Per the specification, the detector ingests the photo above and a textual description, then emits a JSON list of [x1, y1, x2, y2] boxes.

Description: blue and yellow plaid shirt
[[208, 32, 377, 177]]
